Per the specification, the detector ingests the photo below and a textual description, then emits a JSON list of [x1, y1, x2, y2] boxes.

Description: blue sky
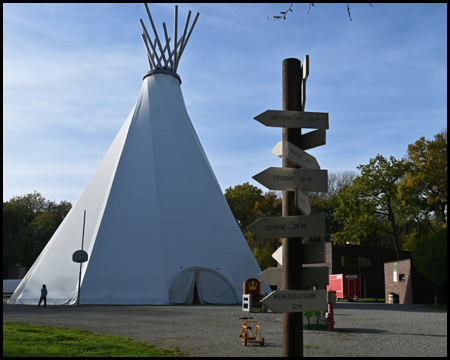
[[3, 3, 447, 204]]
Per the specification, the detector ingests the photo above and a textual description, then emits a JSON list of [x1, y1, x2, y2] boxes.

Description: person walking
[[38, 284, 47, 308]]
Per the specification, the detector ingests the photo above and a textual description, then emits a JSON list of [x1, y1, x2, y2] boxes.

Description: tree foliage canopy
[[398, 129, 447, 225], [3, 191, 72, 278], [333, 154, 408, 259], [224, 182, 282, 270]]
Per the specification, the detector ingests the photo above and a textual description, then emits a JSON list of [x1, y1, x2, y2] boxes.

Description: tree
[[224, 183, 282, 270], [413, 227, 447, 285], [305, 170, 357, 242], [3, 191, 72, 278], [224, 183, 265, 232], [398, 128, 447, 226], [332, 155, 408, 259]]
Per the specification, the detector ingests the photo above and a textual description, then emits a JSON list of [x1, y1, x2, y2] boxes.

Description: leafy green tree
[[3, 191, 72, 278], [332, 155, 408, 259], [413, 227, 447, 285], [225, 183, 282, 269], [398, 128, 447, 226], [306, 171, 357, 242], [224, 183, 265, 232], [253, 239, 279, 271]]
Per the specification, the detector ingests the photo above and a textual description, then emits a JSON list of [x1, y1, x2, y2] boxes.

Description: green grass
[[303, 324, 328, 330], [353, 298, 385, 302], [3, 322, 189, 357]]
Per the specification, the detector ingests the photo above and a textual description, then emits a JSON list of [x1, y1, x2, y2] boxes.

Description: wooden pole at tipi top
[[140, 3, 199, 73]]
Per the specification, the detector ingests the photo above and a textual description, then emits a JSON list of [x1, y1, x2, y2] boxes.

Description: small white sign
[[261, 290, 327, 313], [271, 141, 320, 170]]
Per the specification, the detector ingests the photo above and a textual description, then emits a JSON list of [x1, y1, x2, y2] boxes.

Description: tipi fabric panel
[[8, 69, 269, 306], [8, 109, 134, 305]]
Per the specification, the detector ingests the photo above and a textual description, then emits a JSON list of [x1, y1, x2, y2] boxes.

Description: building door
[[348, 278, 355, 298]]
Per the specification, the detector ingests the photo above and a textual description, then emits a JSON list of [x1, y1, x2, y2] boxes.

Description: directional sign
[[272, 243, 326, 265], [258, 266, 329, 287], [253, 167, 328, 192], [271, 141, 320, 170], [295, 188, 311, 215], [254, 110, 329, 129], [247, 215, 325, 239], [257, 267, 282, 286], [301, 128, 326, 150], [261, 290, 327, 313]]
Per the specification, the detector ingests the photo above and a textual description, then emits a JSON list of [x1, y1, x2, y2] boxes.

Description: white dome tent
[[8, 4, 269, 306]]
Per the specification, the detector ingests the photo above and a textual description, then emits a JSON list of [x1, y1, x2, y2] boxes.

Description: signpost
[[271, 141, 320, 170], [254, 110, 329, 129], [261, 290, 327, 313], [253, 167, 328, 192], [250, 56, 329, 357], [247, 215, 325, 239]]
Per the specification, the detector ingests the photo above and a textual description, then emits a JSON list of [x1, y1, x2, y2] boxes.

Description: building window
[[358, 257, 372, 268], [341, 256, 357, 267], [399, 274, 405, 281], [341, 256, 372, 268]]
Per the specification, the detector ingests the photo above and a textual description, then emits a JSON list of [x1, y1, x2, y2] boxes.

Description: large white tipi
[[9, 4, 268, 305]]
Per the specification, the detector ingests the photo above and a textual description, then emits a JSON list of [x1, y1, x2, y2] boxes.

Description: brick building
[[384, 259, 413, 304], [304, 242, 410, 299], [303, 243, 446, 303]]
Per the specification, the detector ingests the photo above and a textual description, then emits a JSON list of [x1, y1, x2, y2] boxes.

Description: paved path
[[3, 299, 447, 357]]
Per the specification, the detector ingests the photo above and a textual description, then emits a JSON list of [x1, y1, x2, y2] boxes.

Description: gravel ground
[[3, 299, 447, 357]]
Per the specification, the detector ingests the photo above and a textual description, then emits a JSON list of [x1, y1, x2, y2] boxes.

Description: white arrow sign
[[261, 290, 327, 313], [272, 243, 326, 266], [295, 188, 311, 215], [254, 110, 329, 129], [247, 215, 325, 239], [271, 141, 320, 170], [253, 167, 328, 192]]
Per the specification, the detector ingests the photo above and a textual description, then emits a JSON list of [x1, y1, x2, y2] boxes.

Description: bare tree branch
[[268, 3, 373, 22], [267, 3, 294, 21]]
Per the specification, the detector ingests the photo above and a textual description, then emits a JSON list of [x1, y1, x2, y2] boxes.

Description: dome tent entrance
[[167, 267, 239, 305], [8, 4, 270, 306]]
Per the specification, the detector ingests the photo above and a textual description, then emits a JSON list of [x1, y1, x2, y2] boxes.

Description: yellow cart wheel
[[260, 338, 265, 346]]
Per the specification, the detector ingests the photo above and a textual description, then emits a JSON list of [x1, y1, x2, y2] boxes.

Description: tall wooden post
[[282, 58, 303, 357]]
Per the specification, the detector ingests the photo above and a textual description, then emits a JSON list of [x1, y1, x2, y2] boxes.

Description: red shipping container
[[327, 274, 361, 301]]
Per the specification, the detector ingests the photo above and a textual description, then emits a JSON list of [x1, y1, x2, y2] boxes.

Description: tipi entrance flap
[[168, 268, 239, 305]]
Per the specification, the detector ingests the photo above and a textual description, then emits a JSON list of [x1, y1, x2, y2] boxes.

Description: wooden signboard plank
[[253, 167, 328, 192], [300, 128, 326, 150], [271, 141, 320, 170], [247, 215, 326, 239], [257, 267, 329, 287], [254, 110, 329, 129], [261, 289, 327, 313]]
